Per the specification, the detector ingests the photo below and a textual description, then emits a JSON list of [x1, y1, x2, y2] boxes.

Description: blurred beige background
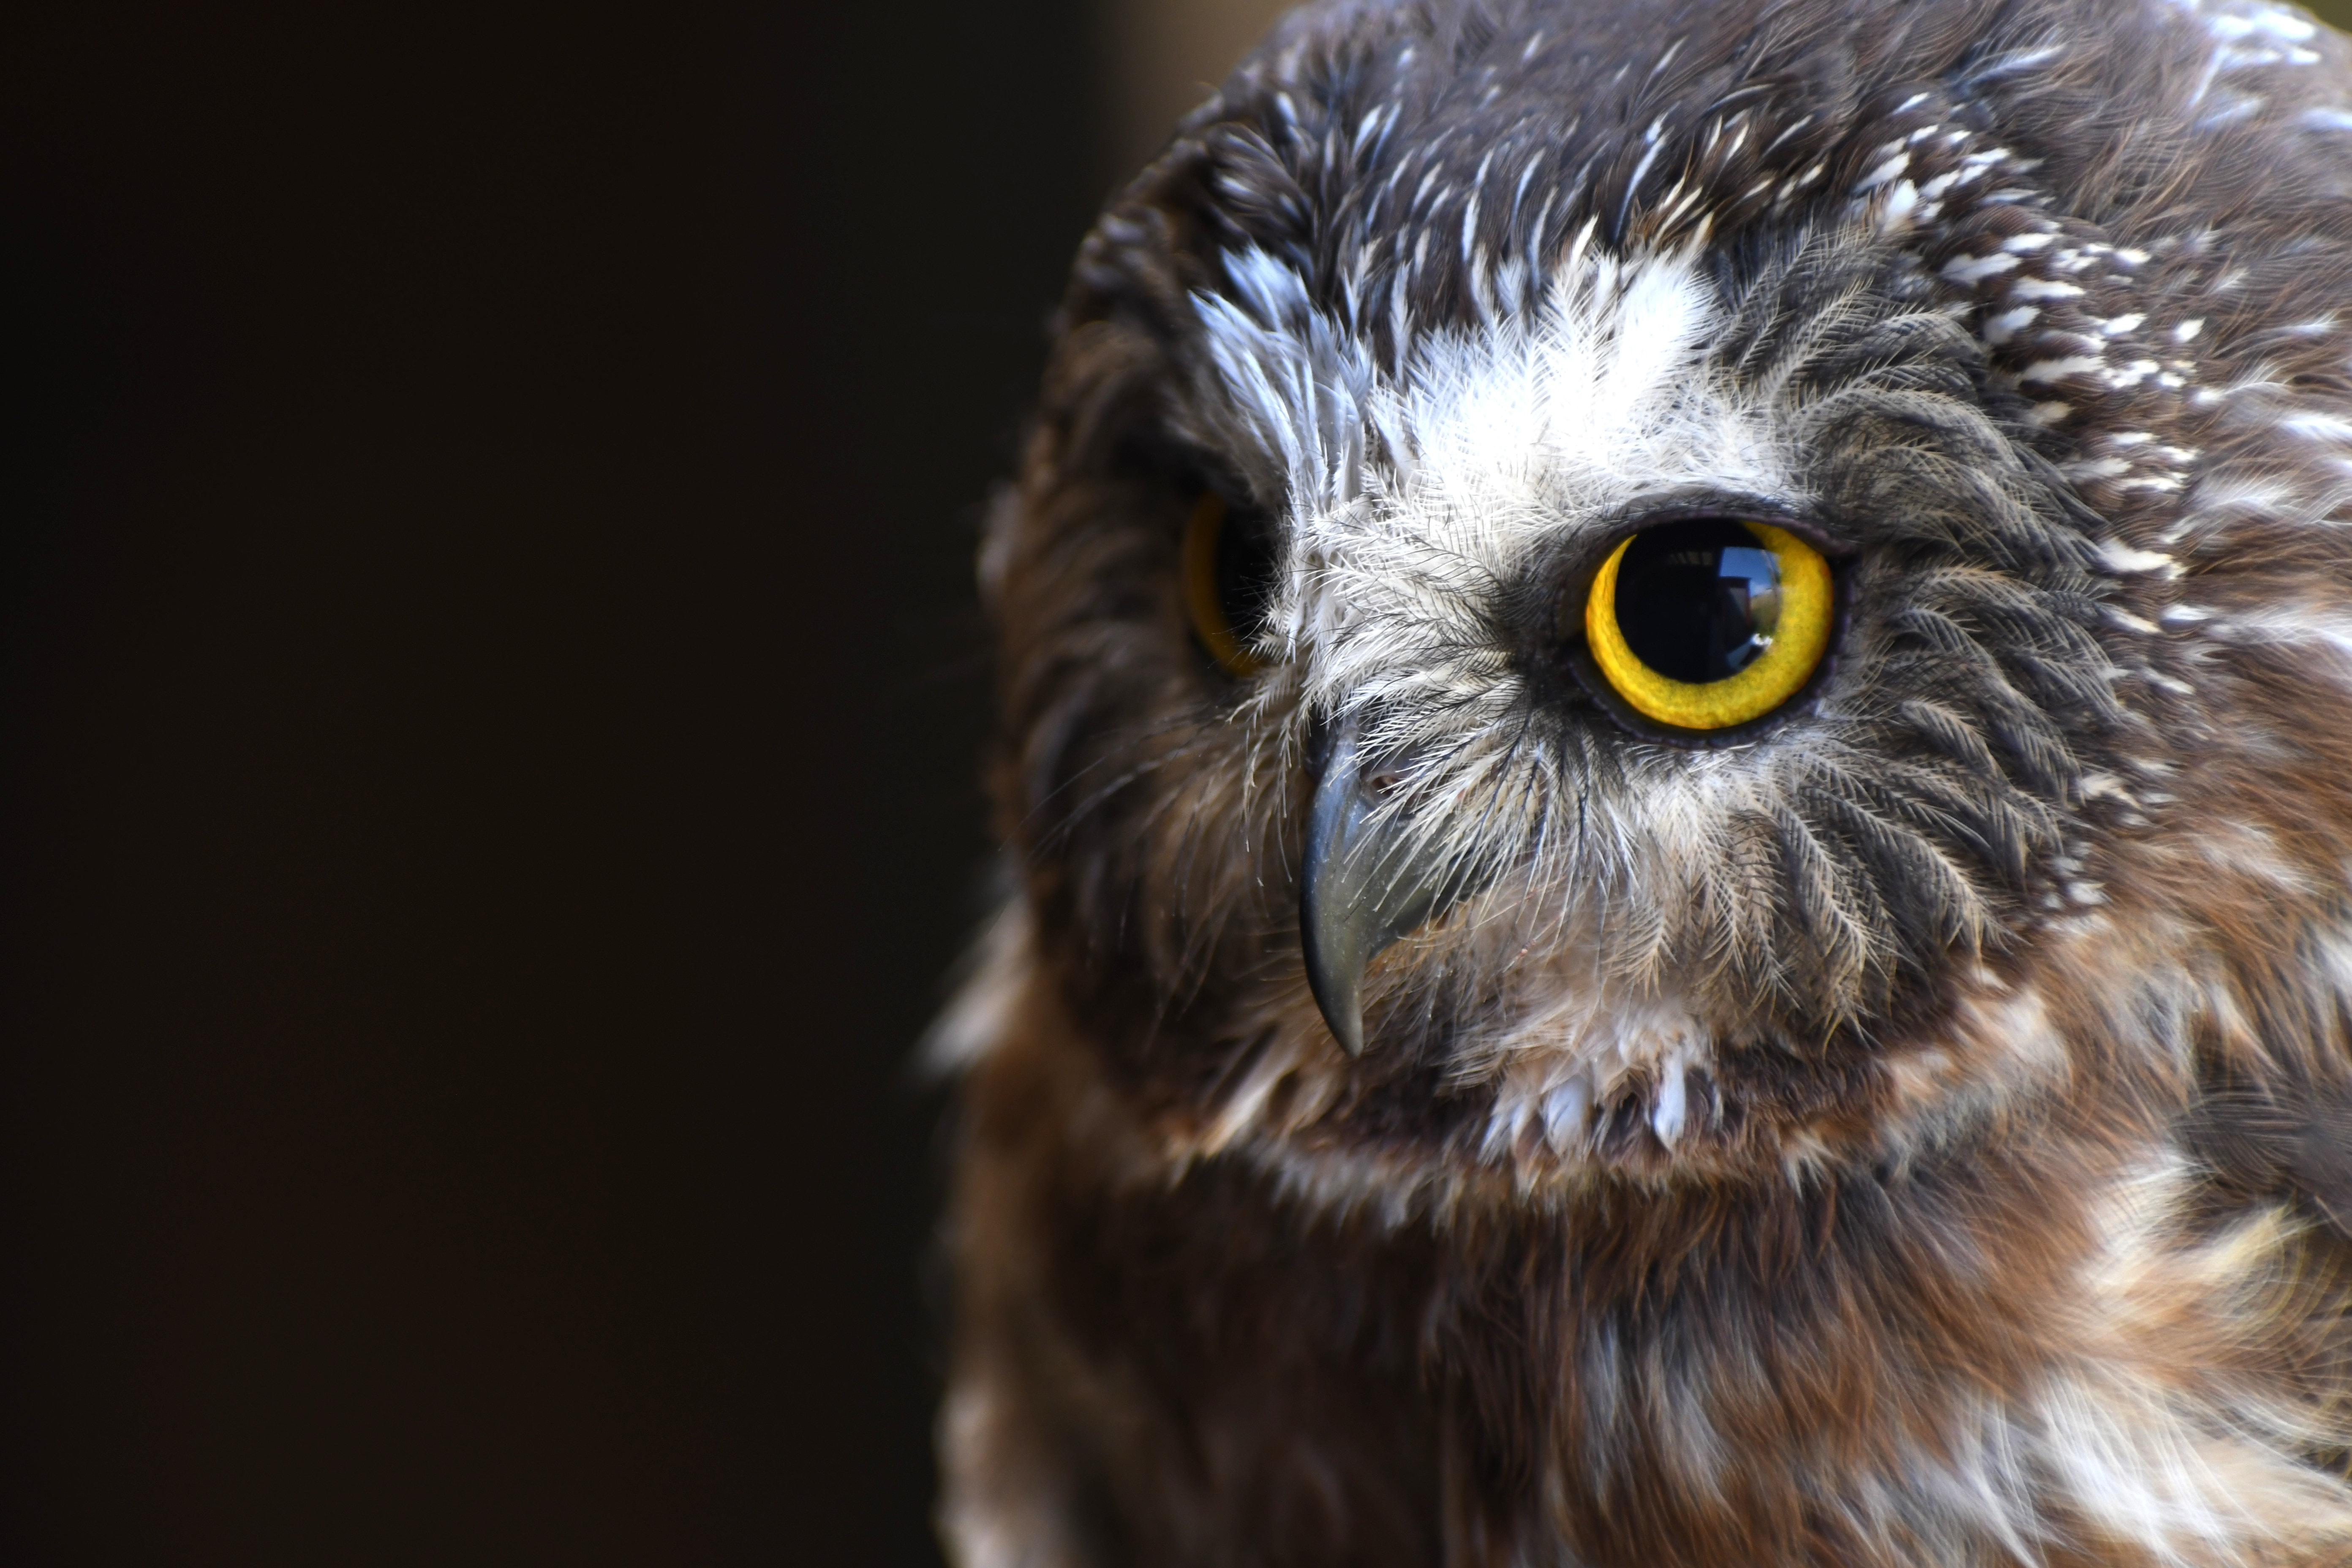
[[1101, 0, 1291, 176], [1104, 0, 2352, 183]]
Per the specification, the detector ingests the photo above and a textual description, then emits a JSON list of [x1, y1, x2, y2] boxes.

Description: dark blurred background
[[0, 0, 1293, 1562]]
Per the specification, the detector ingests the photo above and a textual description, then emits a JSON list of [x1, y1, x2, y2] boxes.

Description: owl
[[930, 0, 2352, 1563]]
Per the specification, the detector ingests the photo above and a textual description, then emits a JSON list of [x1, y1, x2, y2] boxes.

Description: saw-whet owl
[[932, 0, 2352, 1562]]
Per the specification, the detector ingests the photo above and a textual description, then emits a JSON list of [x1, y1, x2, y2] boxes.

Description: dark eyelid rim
[[1591, 488, 1857, 565], [1102, 415, 1283, 525], [1162, 442, 1281, 529], [1511, 489, 1848, 635]]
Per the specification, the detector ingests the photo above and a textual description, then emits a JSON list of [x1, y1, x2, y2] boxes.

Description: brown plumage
[[934, 1, 2352, 1562]]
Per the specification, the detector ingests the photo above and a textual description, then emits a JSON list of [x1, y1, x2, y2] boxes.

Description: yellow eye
[[1183, 492, 1274, 678], [1584, 519, 1833, 731]]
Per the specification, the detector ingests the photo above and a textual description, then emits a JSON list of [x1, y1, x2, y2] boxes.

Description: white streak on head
[[2098, 545, 2183, 583], [2021, 354, 2107, 385], [1942, 252, 2022, 284], [1983, 305, 2039, 345], [2009, 277, 2087, 301], [1852, 150, 1909, 194]]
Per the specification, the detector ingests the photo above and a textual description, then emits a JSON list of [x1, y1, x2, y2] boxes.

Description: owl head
[[980, 0, 2352, 1214]]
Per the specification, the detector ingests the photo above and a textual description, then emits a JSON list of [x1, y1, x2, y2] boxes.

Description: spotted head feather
[[940, 3, 2352, 1563]]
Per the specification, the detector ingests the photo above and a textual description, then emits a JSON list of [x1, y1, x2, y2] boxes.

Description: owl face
[[988, 0, 2352, 1209]]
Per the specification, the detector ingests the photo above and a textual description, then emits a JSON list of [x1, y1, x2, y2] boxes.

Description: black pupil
[[1215, 502, 1279, 638], [1613, 518, 1783, 683]]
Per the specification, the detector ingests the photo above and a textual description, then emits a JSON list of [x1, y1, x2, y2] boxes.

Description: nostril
[[1304, 713, 1406, 799]]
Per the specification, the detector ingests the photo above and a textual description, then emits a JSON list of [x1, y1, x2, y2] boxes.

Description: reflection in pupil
[[1614, 519, 1785, 684]]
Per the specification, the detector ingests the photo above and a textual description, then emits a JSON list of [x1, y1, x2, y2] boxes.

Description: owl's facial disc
[[1300, 714, 1486, 1054], [1225, 248, 1825, 1054]]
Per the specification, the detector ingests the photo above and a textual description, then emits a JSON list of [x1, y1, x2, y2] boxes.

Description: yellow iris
[[1584, 520, 1832, 730], [1183, 492, 1264, 678]]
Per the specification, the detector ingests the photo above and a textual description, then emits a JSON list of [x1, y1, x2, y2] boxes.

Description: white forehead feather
[[1193, 235, 1793, 720]]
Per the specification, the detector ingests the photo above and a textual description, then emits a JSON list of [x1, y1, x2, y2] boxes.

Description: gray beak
[[1299, 716, 1474, 1054]]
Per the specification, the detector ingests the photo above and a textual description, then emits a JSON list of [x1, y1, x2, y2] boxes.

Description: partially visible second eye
[[1582, 518, 1834, 732], [1183, 492, 1278, 678]]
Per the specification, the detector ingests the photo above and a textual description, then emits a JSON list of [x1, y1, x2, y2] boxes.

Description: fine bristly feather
[[940, 2, 2352, 1563]]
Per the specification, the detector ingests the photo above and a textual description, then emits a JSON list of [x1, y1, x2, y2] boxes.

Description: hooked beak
[[1300, 716, 1478, 1054]]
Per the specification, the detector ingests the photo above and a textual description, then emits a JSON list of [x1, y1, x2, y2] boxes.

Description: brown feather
[[942, 1, 2352, 1561]]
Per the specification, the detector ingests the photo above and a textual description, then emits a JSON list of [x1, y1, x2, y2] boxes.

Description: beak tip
[[1301, 913, 1366, 1056], [1321, 993, 1367, 1057]]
